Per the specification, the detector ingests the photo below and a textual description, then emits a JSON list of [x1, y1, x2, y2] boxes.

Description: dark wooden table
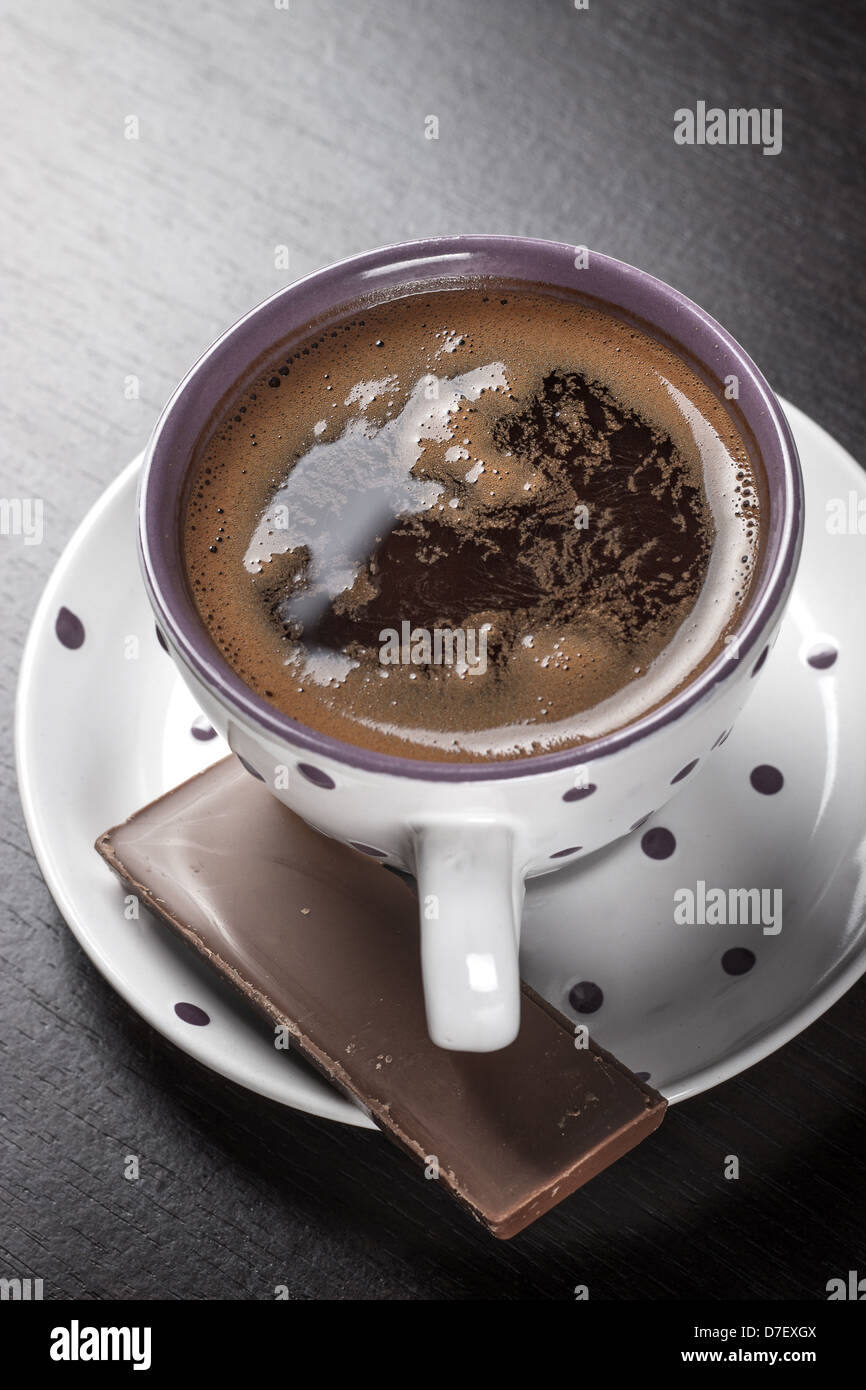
[[2, 0, 864, 1301]]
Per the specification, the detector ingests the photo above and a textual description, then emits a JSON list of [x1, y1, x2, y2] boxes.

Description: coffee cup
[[139, 235, 803, 1053]]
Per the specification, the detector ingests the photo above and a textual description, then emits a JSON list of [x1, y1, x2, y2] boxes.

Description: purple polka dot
[[671, 758, 698, 784], [711, 729, 731, 750], [174, 1002, 210, 1025], [550, 845, 582, 859], [751, 645, 769, 676], [55, 607, 85, 649], [568, 980, 604, 1014], [635, 1071, 651, 1082], [562, 782, 597, 803], [750, 764, 783, 795], [641, 826, 676, 860], [807, 643, 838, 670], [236, 754, 265, 782], [630, 812, 652, 832], [155, 624, 169, 653], [350, 842, 388, 858], [722, 947, 755, 976], [297, 763, 335, 789], [191, 715, 217, 741]]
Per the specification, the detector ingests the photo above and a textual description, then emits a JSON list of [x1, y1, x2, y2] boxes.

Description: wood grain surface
[[1, 0, 864, 1300]]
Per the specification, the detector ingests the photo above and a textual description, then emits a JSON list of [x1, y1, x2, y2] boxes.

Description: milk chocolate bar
[[95, 758, 666, 1238]]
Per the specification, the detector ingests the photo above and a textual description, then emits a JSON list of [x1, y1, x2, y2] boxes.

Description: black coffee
[[183, 282, 762, 761]]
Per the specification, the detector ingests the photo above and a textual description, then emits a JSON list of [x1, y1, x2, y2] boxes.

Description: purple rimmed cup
[[139, 235, 803, 1053]]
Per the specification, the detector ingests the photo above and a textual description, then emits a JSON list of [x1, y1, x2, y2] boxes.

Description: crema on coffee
[[182, 281, 763, 761]]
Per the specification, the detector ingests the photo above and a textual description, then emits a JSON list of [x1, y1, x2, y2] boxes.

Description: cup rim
[[139, 234, 803, 783]]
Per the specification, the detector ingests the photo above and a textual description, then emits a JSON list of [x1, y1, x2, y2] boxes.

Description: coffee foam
[[183, 282, 762, 761]]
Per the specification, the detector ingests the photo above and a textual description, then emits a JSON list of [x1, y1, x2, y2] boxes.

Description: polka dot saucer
[[15, 400, 866, 1127]]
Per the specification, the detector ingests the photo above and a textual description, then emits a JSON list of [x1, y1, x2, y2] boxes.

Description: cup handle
[[411, 820, 524, 1052]]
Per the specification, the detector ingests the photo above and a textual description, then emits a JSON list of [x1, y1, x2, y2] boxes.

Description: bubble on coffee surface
[[184, 284, 762, 761]]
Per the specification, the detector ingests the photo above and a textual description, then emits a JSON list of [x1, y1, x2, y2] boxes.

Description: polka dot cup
[[139, 237, 803, 1054]]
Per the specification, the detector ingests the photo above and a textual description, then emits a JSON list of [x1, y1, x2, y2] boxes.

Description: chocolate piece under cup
[[95, 758, 666, 1238]]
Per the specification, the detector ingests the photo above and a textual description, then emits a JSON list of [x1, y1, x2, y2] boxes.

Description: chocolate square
[[96, 758, 665, 1238]]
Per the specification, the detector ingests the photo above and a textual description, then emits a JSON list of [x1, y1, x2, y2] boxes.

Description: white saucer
[[16, 400, 866, 1127]]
